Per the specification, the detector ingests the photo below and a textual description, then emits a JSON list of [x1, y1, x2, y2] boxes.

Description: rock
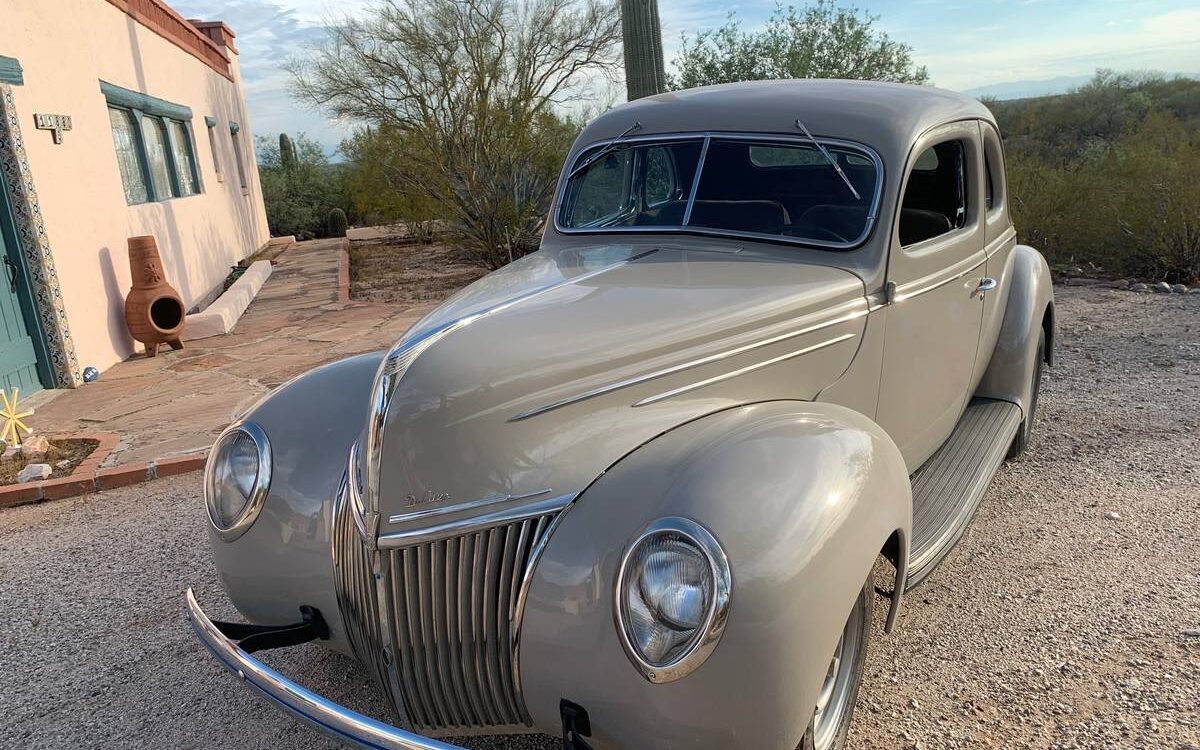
[[1153, 282, 1171, 293], [907, 697, 920, 709], [1104, 510, 1123, 521], [19, 434, 51, 458], [16, 463, 51, 483], [2, 444, 17, 460], [1129, 283, 1149, 292], [54, 459, 71, 469], [1171, 284, 1188, 294]]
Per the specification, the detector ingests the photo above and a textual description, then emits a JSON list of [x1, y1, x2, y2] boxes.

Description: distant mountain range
[[962, 72, 1200, 101], [961, 75, 1095, 101]]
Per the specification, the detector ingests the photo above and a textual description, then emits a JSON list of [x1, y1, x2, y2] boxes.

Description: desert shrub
[[992, 71, 1200, 283], [257, 132, 352, 240]]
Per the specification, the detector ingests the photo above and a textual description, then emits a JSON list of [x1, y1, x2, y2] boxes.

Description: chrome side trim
[[186, 588, 467, 750], [633, 332, 858, 407], [613, 517, 732, 684], [378, 493, 576, 549], [387, 489, 552, 525], [890, 250, 987, 304], [510, 300, 869, 421], [205, 421, 273, 543]]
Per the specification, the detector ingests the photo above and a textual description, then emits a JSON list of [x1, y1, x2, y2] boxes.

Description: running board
[[905, 398, 1022, 589]]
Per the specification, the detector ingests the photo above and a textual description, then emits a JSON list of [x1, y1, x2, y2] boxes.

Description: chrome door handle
[[976, 277, 997, 294]]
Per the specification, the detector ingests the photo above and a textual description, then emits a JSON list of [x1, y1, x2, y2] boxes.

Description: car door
[[876, 121, 988, 470]]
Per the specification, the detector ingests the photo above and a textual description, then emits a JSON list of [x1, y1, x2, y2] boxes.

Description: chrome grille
[[385, 513, 555, 730], [333, 483, 558, 732], [332, 480, 396, 707]]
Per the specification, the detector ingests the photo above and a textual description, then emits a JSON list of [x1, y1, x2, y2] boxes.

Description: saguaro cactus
[[621, 0, 666, 100], [279, 133, 297, 171]]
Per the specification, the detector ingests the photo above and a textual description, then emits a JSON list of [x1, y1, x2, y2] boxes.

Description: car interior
[[562, 137, 968, 248]]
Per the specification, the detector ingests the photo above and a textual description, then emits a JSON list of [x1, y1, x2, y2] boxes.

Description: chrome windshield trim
[[185, 588, 467, 750], [510, 299, 868, 421], [633, 332, 858, 407], [386, 488, 552, 525], [377, 493, 576, 549], [553, 130, 885, 251], [680, 136, 711, 226]]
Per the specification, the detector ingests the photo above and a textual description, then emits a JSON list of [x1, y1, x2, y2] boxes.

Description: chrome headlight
[[205, 422, 271, 542], [616, 517, 731, 683]]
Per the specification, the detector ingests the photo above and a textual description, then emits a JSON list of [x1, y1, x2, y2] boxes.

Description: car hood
[[375, 242, 868, 534]]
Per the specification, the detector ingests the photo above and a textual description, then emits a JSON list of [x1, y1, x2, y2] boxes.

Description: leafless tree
[[292, 0, 622, 268]]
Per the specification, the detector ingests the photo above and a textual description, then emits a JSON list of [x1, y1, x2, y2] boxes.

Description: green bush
[[326, 207, 348, 238], [991, 71, 1200, 284], [256, 132, 353, 240]]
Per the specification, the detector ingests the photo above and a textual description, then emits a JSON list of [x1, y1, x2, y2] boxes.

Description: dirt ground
[[0, 286, 1196, 750], [0, 438, 97, 485], [349, 241, 488, 306]]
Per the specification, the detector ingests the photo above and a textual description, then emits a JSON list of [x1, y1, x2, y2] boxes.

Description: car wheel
[[798, 579, 872, 750], [1008, 327, 1046, 458]]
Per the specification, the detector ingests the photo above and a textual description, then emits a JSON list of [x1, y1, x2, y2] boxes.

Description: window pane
[[140, 116, 173, 199], [690, 139, 877, 243], [559, 140, 703, 228], [899, 140, 967, 246], [108, 107, 147, 205], [169, 120, 198, 196]]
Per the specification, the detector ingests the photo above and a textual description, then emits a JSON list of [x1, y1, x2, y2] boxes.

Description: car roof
[[574, 79, 995, 169]]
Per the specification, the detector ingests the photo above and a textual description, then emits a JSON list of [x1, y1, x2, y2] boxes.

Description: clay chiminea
[[124, 235, 185, 357]]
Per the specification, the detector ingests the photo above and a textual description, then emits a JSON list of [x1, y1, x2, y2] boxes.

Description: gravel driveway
[[1, 286, 1197, 750]]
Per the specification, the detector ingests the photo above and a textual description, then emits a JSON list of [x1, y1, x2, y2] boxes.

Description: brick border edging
[[0, 432, 206, 508]]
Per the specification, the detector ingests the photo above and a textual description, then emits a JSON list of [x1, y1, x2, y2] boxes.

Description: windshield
[[557, 136, 880, 247]]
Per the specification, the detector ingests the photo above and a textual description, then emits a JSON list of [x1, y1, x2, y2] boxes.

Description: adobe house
[[0, 0, 270, 392]]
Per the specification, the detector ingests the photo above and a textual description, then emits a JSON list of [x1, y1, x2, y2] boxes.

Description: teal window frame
[[101, 81, 203, 205]]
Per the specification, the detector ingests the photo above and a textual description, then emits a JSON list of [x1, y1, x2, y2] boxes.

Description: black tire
[[1008, 327, 1046, 458], [798, 579, 873, 750]]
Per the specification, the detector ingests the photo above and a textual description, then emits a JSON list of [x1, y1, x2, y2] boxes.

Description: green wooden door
[[0, 208, 44, 394]]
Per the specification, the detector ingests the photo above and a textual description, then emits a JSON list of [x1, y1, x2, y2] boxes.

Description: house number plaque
[[34, 113, 72, 144]]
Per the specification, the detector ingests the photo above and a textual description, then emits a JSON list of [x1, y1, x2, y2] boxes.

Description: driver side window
[[900, 140, 968, 247]]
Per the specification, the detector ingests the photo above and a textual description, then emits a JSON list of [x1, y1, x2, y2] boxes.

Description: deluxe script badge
[[403, 490, 452, 508]]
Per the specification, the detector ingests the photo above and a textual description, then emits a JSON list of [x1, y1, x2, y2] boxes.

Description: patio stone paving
[[29, 238, 436, 467]]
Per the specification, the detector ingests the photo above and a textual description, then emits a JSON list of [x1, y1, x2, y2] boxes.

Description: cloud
[[910, 8, 1200, 90], [172, 0, 364, 152]]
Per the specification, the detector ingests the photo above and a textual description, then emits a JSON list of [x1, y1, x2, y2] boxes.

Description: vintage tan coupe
[[187, 80, 1053, 750]]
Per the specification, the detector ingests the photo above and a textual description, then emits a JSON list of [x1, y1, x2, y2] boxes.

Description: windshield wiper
[[794, 118, 861, 201], [567, 121, 642, 180]]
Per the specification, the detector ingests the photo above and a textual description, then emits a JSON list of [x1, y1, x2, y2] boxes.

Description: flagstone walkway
[[31, 238, 434, 467]]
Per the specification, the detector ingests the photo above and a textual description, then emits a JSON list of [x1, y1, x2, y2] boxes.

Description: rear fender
[[976, 244, 1054, 415], [519, 401, 910, 750]]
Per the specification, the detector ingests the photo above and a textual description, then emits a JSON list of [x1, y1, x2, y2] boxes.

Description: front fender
[[518, 401, 910, 750], [207, 351, 383, 651]]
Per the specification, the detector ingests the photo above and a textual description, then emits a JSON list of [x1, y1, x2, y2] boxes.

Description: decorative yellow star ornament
[[0, 388, 34, 446]]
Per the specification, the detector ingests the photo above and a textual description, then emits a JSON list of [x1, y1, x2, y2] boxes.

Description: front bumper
[[186, 588, 466, 750]]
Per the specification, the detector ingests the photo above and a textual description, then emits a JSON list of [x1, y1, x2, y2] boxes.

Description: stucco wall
[[2, 0, 269, 374]]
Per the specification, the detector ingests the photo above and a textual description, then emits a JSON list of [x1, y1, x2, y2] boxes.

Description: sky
[[170, 0, 1200, 154]]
